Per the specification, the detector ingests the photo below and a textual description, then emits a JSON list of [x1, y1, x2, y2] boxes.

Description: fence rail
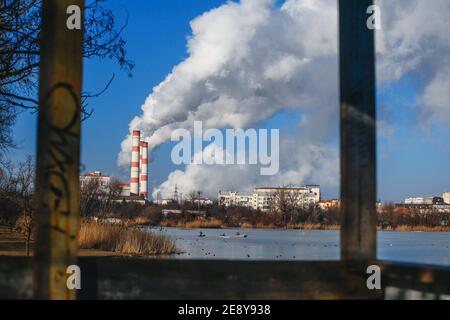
[[1, 0, 447, 301], [1, 257, 450, 300]]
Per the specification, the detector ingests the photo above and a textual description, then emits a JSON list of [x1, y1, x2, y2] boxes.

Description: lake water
[[149, 227, 450, 266]]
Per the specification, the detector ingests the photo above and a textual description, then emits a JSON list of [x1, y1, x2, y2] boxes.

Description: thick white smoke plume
[[118, 0, 450, 199]]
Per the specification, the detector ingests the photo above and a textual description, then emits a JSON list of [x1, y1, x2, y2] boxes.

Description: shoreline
[[149, 223, 450, 233], [0, 223, 177, 258], [2, 223, 449, 258], [0, 225, 122, 257]]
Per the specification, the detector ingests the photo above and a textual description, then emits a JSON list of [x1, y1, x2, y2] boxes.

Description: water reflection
[[146, 227, 450, 266]]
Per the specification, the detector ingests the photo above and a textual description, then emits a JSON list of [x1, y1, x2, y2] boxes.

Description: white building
[[218, 185, 320, 212], [404, 197, 432, 205], [80, 171, 147, 204], [190, 198, 214, 206], [405, 196, 441, 205], [80, 171, 111, 192], [318, 199, 340, 210], [154, 199, 176, 206], [443, 192, 450, 205]]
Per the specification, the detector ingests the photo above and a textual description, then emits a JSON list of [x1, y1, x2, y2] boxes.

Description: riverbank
[[379, 225, 450, 232], [0, 225, 120, 257], [80, 221, 176, 256], [159, 219, 223, 229], [0, 222, 177, 257], [159, 227, 450, 265], [139, 219, 450, 233]]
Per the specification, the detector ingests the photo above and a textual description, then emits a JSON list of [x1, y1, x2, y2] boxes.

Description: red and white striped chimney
[[140, 142, 149, 199], [130, 130, 141, 195]]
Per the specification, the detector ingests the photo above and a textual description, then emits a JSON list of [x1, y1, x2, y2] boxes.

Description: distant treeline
[[85, 201, 449, 231], [1, 159, 449, 233]]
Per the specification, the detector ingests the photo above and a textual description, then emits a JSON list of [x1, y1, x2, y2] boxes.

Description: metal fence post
[[339, 0, 377, 261], [33, 0, 84, 300]]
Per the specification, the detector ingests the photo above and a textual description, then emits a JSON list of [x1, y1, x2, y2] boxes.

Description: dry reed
[[79, 221, 177, 256], [160, 219, 223, 229], [379, 225, 450, 232]]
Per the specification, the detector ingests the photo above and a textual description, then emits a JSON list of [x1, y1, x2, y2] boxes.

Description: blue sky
[[9, 0, 450, 203]]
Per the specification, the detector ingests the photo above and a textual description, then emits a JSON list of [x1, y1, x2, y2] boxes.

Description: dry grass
[[130, 217, 450, 233], [287, 223, 340, 230], [379, 225, 450, 232], [130, 216, 153, 226], [240, 222, 340, 230], [79, 221, 177, 256], [285, 224, 450, 232], [160, 219, 223, 229], [240, 222, 278, 229], [243, 223, 449, 232]]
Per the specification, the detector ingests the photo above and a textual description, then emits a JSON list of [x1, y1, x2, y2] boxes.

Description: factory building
[[78, 130, 149, 204], [255, 185, 321, 203], [218, 191, 272, 211], [405, 197, 432, 205], [118, 183, 131, 197], [79, 171, 145, 203], [399, 192, 450, 214], [404, 196, 445, 205], [218, 185, 320, 212], [80, 171, 111, 192]]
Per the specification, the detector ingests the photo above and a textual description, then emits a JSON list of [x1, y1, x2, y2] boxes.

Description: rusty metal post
[[339, 0, 377, 261], [34, 0, 84, 299]]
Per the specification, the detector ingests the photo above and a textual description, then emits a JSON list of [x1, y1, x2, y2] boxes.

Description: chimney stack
[[130, 130, 141, 195], [140, 142, 149, 199]]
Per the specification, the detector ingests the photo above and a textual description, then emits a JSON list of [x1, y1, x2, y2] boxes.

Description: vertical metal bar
[[339, 0, 377, 261], [34, 0, 84, 299]]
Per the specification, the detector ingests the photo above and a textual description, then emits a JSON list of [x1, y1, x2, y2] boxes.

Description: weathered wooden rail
[[0, 0, 449, 300], [1, 258, 450, 300]]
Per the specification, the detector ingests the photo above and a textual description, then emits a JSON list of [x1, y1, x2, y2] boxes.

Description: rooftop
[[82, 171, 110, 178]]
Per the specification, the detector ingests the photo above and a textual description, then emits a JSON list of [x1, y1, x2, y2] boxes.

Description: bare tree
[[0, 156, 34, 255], [80, 177, 122, 218], [0, 105, 15, 159], [197, 191, 202, 211], [268, 185, 307, 227], [97, 178, 122, 217], [0, 159, 20, 224], [80, 178, 101, 217], [15, 156, 34, 256], [0, 0, 134, 154], [0, 160, 15, 194], [188, 190, 197, 204]]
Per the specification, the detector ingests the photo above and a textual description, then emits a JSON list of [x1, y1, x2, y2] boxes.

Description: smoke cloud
[[119, 0, 450, 199]]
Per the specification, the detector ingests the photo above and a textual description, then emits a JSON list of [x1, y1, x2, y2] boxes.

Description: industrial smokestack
[[140, 141, 149, 199], [139, 140, 143, 180], [130, 130, 141, 195]]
